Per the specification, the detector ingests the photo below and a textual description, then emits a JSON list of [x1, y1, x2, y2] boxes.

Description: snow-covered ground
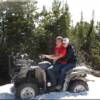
[[0, 74, 100, 99]]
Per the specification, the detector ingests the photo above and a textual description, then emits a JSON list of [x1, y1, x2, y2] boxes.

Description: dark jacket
[[58, 44, 77, 64]]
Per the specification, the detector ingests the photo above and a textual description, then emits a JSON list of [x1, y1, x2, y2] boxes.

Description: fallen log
[[91, 69, 100, 77]]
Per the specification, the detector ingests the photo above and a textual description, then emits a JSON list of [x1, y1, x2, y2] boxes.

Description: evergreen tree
[[0, 0, 37, 84], [0, 0, 37, 53]]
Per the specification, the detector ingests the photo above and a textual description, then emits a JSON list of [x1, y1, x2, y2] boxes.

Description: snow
[[0, 75, 100, 99], [0, 84, 14, 99]]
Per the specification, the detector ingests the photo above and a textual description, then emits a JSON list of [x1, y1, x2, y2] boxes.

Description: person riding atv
[[8, 36, 90, 99], [41, 36, 67, 85], [41, 36, 77, 89]]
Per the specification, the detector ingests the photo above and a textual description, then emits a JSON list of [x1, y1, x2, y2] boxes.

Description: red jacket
[[54, 45, 67, 64]]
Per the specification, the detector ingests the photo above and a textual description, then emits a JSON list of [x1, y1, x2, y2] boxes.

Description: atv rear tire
[[68, 80, 89, 93], [16, 83, 38, 100]]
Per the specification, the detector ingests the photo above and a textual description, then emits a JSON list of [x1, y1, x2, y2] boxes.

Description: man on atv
[[56, 38, 77, 89], [41, 36, 67, 85]]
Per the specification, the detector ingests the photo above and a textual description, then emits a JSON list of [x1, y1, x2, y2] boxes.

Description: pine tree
[[0, 0, 37, 53], [0, 0, 37, 84]]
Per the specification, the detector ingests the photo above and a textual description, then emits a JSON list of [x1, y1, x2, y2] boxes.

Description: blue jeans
[[46, 63, 66, 86], [47, 63, 70, 85], [58, 63, 76, 86]]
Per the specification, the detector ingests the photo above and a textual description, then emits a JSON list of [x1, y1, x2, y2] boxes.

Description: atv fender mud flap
[[35, 68, 47, 90], [63, 75, 70, 91]]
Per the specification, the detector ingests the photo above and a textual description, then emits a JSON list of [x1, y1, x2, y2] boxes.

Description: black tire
[[16, 83, 39, 100], [68, 80, 89, 93]]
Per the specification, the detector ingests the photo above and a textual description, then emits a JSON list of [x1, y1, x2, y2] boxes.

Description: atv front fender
[[17, 67, 30, 79]]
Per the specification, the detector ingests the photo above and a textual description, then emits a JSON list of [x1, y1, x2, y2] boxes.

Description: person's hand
[[39, 54, 53, 59], [39, 54, 47, 59]]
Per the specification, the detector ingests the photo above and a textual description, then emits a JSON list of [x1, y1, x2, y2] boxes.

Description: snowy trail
[[0, 75, 100, 99]]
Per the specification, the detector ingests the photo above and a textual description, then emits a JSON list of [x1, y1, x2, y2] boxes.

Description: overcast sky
[[1, 0, 100, 25], [37, 0, 100, 25]]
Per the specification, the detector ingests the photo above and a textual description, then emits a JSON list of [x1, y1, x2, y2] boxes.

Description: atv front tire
[[16, 83, 38, 99]]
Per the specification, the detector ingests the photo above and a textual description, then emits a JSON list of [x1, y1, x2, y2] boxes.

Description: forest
[[0, 0, 100, 84]]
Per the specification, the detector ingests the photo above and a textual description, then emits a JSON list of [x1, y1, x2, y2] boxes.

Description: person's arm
[[44, 54, 64, 61], [43, 48, 67, 61]]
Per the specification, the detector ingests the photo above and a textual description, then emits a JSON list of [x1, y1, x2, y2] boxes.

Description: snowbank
[[0, 75, 100, 99], [0, 84, 14, 99]]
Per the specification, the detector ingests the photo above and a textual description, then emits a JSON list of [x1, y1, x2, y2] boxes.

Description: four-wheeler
[[9, 53, 90, 100]]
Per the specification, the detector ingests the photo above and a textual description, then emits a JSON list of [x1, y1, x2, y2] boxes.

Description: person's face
[[63, 43, 68, 47], [56, 39, 63, 47]]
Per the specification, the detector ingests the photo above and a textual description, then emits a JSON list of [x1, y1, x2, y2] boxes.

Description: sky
[[37, 0, 100, 25], [1, 0, 100, 25]]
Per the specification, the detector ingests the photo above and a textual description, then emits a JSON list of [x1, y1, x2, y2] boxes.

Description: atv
[[9, 53, 90, 100]]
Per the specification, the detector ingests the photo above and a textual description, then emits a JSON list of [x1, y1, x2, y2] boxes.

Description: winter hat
[[63, 38, 69, 44]]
